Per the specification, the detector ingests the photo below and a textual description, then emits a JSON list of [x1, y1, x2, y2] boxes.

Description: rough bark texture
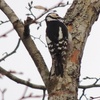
[[48, 0, 100, 100], [0, 0, 100, 100]]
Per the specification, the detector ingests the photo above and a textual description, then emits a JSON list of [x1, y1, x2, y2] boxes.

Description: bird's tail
[[55, 54, 64, 77]]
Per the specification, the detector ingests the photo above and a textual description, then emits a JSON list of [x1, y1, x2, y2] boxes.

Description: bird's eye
[[55, 14, 59, 17], [53, 14, 59, 18], [56, 14, 58, 16]]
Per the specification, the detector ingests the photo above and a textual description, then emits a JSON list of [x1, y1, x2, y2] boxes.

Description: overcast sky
[[0, 0, 100, 100]]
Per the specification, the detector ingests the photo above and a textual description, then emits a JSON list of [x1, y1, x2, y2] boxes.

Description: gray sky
[[0, 0, 100, 100]]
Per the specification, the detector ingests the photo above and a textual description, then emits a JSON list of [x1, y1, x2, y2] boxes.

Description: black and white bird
[[45, 13, 72, 77]]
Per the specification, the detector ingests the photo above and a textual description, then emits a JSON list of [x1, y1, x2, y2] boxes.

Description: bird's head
[[45, 13, 63, 22]]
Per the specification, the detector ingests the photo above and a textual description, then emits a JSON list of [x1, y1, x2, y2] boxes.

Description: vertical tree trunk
[[0, 0, 100, 99], [48, 0, 100, 99]]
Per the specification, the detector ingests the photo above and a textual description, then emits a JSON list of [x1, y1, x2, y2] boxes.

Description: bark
[[48, 0, 100, 100], [0, 0, 100, 100], [0, 0, 49, 88]]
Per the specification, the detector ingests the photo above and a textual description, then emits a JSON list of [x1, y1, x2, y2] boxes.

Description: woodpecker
[[45, 13, 72, 77]]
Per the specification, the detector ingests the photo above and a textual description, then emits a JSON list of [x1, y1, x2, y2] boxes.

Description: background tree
[[0, 0, 100, 100]]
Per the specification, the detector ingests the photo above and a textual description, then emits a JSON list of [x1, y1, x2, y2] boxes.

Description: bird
[[45, 13, 72, 77]]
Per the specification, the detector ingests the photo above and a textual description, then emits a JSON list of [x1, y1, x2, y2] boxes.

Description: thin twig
[[26, 0, 69, 24], [0, 20, 9, 25], [31, 35, 47, 47], [42, 89, 46, 100], [90, 96, 100, 100], [79, 89, 85, 100], [0, 39, 20, 62], [19, 85, 30, 100], [32, 1, 68, 21], [0, 89, 7, 100], [0, 28, 14, 38], [79, 77, 100, 99]]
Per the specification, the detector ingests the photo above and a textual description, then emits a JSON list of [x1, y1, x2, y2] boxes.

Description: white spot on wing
[[58, 27, 63, 40], [46, 36, 51, 44]]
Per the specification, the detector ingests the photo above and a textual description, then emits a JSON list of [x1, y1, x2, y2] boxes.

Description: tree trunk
[[0, 0, 100, 100], [48, 0, 100, 99]]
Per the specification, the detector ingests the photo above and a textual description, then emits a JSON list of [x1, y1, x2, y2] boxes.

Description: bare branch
[[79, 77, 100, 89], [19, 85, 47, 100], [0, 39, 20, 62], [79, 89, 86, 100], [79, 84, 100, 89], [26, 0, 69, 23], [90, 96, 100, 100], [0, 28, 14, 38], [31, 35, 47, 47], [26, 2, 36, 19], [23, 16, 49, 88], [0, 89, 6, 100], [19, 85, 33, 100], [83, 76, 100, 85], [42, 89, 46, 100], [21, 85, 29, 98], [79, 77, 100, 99], [0, 70, 23, 78], [0, 66, 46, 90], [0, 20, 9, 25]]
